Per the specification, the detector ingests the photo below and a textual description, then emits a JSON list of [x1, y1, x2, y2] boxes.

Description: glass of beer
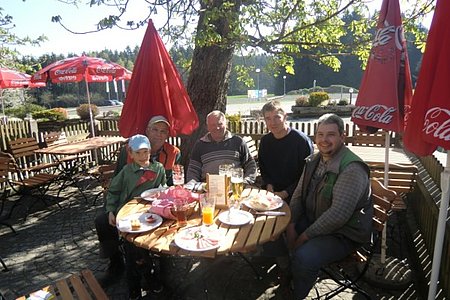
[[172, 198, 188, 227], [219, 164, 233, 197], [231, 167, 244, 208], [173, 164, 185, 186]]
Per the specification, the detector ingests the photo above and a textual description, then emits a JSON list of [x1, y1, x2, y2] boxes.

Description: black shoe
[[98, 256, 125, 287]]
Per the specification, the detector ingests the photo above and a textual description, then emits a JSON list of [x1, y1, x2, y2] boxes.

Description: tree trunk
[[181, 0, 241, 166]]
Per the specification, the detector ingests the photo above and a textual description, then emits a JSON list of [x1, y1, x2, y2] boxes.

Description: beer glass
[[173, 164, 185, 186], [231, 168, 244, 207]]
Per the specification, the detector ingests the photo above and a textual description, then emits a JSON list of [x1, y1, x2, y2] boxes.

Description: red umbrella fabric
[[32, 55, 130, 84], [32, 55, 131, 136], [403, 0, 450, 298], [351, 0, 413, 133], [119, 20, 199, 138], [403, 0, 450, 156], [0, 68, 32, 88]]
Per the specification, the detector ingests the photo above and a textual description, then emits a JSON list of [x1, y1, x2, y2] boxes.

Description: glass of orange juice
[[200, 194, 216, 226]]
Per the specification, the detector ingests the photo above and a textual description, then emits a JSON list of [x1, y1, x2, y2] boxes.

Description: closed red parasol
[[403, 0, 450, 298], [119, 20, 198, 138], [351, 0, 413, 133], [32, 55, 131, 136], [351, 0, 413, 272]]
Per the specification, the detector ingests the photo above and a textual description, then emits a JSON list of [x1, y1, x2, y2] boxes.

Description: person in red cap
[[116, 115, 181, 185]]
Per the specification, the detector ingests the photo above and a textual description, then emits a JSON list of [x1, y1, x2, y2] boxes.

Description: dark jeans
[[95, 212, 121, 258], [291, 218, 359, 299]]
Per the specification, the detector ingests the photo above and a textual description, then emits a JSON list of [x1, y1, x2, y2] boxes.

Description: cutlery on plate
[[254, 211, 286, 216]]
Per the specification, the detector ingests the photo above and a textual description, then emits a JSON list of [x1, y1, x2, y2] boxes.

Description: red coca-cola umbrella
[[119, 20, 198, 137], [351, 0, 413, 273], [403, 0, 450, 297], [32, 55, 131, 136], [0, 67, 45, 117]]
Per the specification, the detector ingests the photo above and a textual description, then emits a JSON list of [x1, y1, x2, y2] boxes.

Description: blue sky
[[4, 0, 433, 58], [3, 0, 160, 57]]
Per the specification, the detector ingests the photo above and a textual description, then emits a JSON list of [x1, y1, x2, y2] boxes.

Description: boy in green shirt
[[95, 134, 166, 298]]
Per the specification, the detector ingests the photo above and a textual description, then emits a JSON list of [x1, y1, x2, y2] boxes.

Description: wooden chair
[[91, 162, 117, 205], [352, 130, 387, 147], [0, 151, 64, 218], [16, 269, 108, 300], [0, 153, 15, 234], [7, 136, 60, 174], [316, 178, 396, 299], [368, 162, 418, 211]]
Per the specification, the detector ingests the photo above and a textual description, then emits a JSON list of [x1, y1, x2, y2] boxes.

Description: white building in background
[[247, 89, 267, 99]]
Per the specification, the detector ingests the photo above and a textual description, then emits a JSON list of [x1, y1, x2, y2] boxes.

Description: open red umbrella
[[403, 0, 450, 297], [32, 55, 131, 136], [119, 20, 199, 138], [0, 67, 45, 117], [351, 0, 413, 267]]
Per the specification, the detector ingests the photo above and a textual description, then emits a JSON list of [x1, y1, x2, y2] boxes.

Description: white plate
[[218, 210, 253, 226], [140, 187, 168, 202], [117, 212, 163, 233], [243, 194, 284, 211], [174, 226, 222, 252]]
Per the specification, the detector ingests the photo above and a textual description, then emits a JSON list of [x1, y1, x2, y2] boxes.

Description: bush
[[295, 96, 310, 106], [76, 104, 99, 120], [226, 113, 241, 123], [32, 109, 67, 121], [5, 103, 46, 119], [337, 99, 349, 106], [308, 92, 330, 107]]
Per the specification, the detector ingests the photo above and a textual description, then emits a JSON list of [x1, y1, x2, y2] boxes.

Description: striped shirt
[[187, 131, 257, 183]]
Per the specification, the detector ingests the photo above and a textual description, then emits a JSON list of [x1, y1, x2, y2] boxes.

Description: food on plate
[[131, 219, 141, 230], [248, 194, 273, 210], [141, 190, 161, 201], [179, 228, 220, 250], [145, 215, 156, 223]]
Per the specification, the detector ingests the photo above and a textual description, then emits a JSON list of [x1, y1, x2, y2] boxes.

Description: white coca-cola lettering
[[423, 107, 450, 142], [54, 67, 77, 75], [372, 20, 403, 51], [57, 75, 78, 81], [91, 75, 110, 81], [352, 105, 396, 124], [96, 66, 116, 74]]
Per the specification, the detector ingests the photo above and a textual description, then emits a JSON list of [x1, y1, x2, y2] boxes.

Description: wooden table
[[116, 187, 291, 258], [35, 136, 126, 156]]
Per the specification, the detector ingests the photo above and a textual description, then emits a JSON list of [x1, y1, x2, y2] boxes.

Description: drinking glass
[[173, 164, 185, 186], [219, 163, 233, 196], [200, 194, 216, 226], [172, 198, 188, 227], [231, 167, 244, 207]]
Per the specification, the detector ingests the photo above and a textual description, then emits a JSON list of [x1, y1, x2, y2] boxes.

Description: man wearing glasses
[[115, 115, 181, 186]]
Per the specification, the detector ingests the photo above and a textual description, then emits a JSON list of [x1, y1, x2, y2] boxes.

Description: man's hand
[[266, 184, 274, 193], [274, 190, 289, 200], [108, 211, 116, 226], [294, 232, 309, 249]]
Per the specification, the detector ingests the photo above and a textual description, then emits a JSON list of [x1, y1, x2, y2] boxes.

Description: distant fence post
[[26, 117, 39, 138]]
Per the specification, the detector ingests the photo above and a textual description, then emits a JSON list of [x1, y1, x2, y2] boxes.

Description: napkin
[[117, 219, 132, 231], [184, 179, 205, 192]]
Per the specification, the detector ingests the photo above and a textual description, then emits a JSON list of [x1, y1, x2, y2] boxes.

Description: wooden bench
[[17, 269, 108, 300], [352, 130, 387, 147]]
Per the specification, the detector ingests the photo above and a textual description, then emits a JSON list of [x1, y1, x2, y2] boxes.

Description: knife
[[254, 211, 286, 216]]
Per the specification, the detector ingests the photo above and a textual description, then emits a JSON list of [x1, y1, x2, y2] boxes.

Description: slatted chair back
[[242, 135, 259, 161], [16, 269, 108, 300], [352, 130, 386, 147], [368, 162, 417, 211], [91, 163, 117, 205], [7, 136, 59, 173], [43, 131, 69, 147]]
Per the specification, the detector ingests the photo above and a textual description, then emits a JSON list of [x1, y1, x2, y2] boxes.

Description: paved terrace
[[0, 179, 423, 299]]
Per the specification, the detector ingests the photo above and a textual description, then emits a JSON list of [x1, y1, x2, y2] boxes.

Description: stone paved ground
[[0, 180, 422, 299]]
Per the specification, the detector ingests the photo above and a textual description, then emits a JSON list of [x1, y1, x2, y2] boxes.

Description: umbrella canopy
[[32, 55, 132, 136], [403, 0, 450, 298], [350, 0, 413, 269], [351, 0, 413, 133], [0, 67, 45, 117], [119, 20, 199, 138]]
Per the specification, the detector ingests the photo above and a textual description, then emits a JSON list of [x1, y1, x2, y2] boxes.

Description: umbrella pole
[[84, 81, 96, 138], [428, 152, 450, 300], [381, 131, 390, 264]]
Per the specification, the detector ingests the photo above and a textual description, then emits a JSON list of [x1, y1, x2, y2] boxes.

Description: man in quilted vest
[[287, 113, 373, 299]]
